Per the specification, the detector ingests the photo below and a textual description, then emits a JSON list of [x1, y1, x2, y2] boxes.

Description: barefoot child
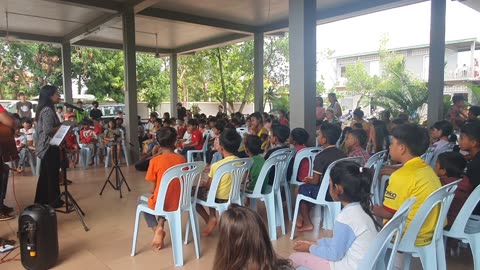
[[296, 123, 346, 231], [290, 161, 379, 270], [196, 128, 241, 236], [141, 127, 186, 250]]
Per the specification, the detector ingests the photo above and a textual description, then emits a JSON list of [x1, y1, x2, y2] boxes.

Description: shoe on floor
[[0, 212, 15, 221]]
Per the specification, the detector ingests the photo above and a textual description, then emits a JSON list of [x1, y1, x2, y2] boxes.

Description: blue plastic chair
[[358, 197, 416, 270], [365, 150, 388, 205], [392, 179, 461, 270], [289, 147, 322, 186], [131, 161, 205, 267], [291, 157, 363, 239], [243, 153, 289, 240], [187, 130, 211, 163], [269, 148, 296, 221], [443, 184, 480, 270], [74, 129, 93, 168], [428, 142, 455, 168]]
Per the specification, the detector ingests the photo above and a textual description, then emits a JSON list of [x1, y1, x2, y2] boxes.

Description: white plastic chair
[[236, 127, 248, 137], [443, 184, 480, 270], [243, 153, 289, 240], [74, 129, 93, 168], [428, 142, 455, 168], [194, 157, 253, 216], [289, 147, 322, 186], [187, 130, 211, 163], [365, 150, 388, 205], [358, 197, 416, 270], [269, 148, 296, 221], [392, 179, 461, 270], [131, 161, 205, 267], [291, 157, 363, 239], [421, 146, 435, 165]]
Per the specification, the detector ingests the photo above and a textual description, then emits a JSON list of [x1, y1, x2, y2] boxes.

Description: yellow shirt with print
[[383, 157, 441, 246], [208, 155, 238, 201]]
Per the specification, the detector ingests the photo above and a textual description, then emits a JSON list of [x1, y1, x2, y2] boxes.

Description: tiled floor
[[0, 165, 475, 270]]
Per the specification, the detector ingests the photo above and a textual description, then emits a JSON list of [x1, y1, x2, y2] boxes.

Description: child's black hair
[[319, 122, 342, 145], [22, 118, 32, 125], [215, 120, 226, 133], [460, 121, 480, 144], [437, 152, 466, 178], [452, 94, 464, 104], [353, 108, 364, 118], [198, 118, 206, 125], [330, 160, 381, 229], [372, 120, 390, 153], [271, 124, 290, 144], [290, 128, 309, 145], [108, 119, 117, 128], [207, 117, 217, 124], [163, 118, 173, 126], [391, 123, 429, 157], [469, 106, 480, 117], [349, 128, 368, 148], [154, 118, 163, 125], [250, 112, 263, 124], [245, 135, 263, 156], [219, 128, 242, 154], [187, 118, 198, 127], [432, 120, 453, 139], [156, 127, 178, 149], [392, 118, 405, 125]]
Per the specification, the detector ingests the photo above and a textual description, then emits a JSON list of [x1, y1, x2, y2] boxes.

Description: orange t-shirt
[[146, 153, 186, 211]]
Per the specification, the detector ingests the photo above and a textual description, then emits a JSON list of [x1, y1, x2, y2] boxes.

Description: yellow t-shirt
[[383, 157, 441, 246], [208, 155, 238, 200]]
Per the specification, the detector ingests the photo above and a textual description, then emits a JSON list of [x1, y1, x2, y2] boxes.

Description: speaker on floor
[[18, 204, 59, 270]]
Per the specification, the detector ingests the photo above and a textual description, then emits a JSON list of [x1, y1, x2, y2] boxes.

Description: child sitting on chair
[[20, 118, 35, 151], [344, 128, 370, 165], [142, 127, 186, 250], [79, 119, 97, 166], [196, 128, 241, 237], [14, 127, 27, 173], [296, 123, 346, 232], [290, 161, 379, 270]]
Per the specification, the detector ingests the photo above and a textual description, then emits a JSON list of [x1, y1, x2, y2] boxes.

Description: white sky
[[316, 1, 480, 87]]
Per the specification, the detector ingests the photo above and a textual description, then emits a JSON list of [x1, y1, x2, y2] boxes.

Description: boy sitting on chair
[[372, 123, 441, 268], [142, 127, 186, 250], [196, 128, 241, 236]]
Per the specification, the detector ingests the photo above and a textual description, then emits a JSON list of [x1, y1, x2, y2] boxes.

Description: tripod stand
[[99, 143, 130, 198], [56, 146, 89, 231]]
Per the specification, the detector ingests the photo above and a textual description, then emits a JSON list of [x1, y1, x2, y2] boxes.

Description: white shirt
[[20, 128, 35, 142]]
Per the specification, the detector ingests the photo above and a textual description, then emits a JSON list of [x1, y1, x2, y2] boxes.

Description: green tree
[[344, 61, 380, 108], [137, 54, 169, 110]]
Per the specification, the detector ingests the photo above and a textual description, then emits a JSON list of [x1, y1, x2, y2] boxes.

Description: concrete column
[[122, 9, 139, 160], [470, 41, 475, 79], [170, 54, 178, 118], [254, 32, 264, 112], [289, 0, 316, 145], [61, 43, 73, 104], [427, 0, 446, 127]]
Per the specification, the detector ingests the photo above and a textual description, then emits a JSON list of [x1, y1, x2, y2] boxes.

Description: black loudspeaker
[[18, 204, 59, 270]]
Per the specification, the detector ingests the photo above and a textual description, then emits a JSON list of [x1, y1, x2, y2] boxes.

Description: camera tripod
[[56, 146, 89, 231], [99, 143, 130, 198]]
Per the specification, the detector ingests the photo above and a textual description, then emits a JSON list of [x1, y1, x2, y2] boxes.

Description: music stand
[[51, 124, 89, 231], [99, 141, 130, 198]]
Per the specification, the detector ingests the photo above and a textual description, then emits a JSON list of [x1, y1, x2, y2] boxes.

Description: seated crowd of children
[[137, 105, 480, 270]]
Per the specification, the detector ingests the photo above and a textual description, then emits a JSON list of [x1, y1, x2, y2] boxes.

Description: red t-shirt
[[0, 104, 6, 113], [191, 129, 204, 150], [295, 145, 310, 181]]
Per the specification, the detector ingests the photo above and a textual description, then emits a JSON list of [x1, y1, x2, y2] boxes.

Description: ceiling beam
[[260, 0, 426, 33], [138, 8, 257, 34], [41, 0, 122, 13], [0, 31, 62, 44], [73, 39, 174, 54], [63, 0, 162, 44], [174, 33, 251, 54]]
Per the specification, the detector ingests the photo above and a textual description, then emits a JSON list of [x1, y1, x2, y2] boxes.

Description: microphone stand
[[56, 145, 89, 231]]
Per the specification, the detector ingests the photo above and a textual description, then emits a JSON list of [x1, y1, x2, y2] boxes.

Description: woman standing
[[34, 85, 62, 208], [327, 93, 342, 118]]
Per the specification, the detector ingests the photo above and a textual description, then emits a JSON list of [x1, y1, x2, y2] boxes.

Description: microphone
[[64, 103, 84, 112]]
